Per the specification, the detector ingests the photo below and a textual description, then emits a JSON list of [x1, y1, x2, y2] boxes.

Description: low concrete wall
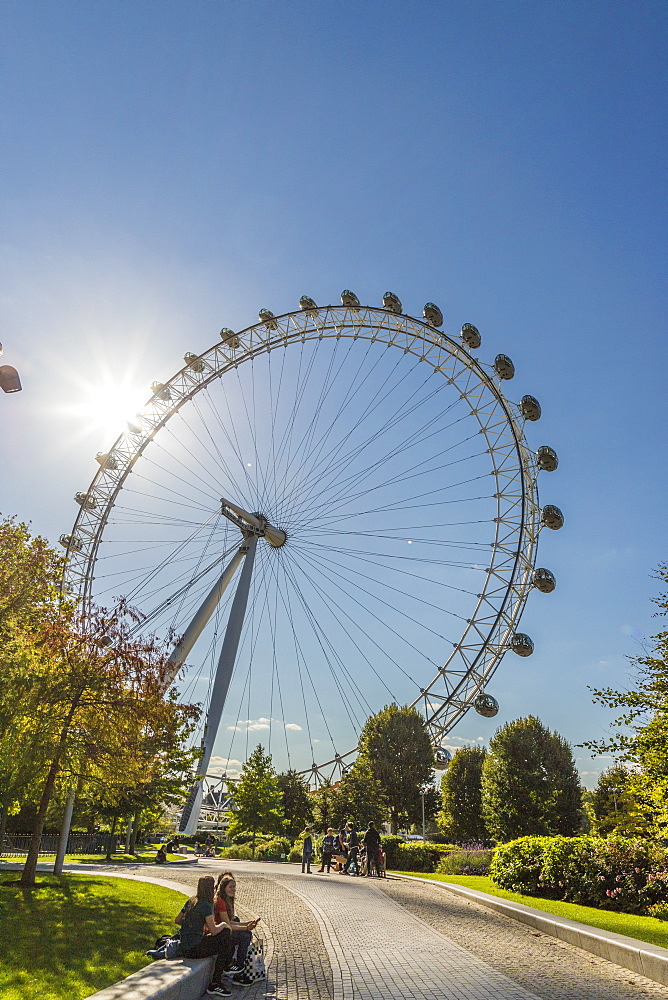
[[395, 874, 668, 987], [84, 957, 215, 1000]]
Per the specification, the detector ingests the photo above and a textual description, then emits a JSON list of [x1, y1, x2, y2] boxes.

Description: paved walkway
[[51, 860, 668, 1000]]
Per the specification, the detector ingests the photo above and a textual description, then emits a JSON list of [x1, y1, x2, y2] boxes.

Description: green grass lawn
[[391, 871, 668, 949], [0, 871, 188, 1000], [1, 851, 184, 865]]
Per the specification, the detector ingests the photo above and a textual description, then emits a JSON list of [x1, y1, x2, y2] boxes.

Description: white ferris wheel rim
[[61, 302, 545, 781]]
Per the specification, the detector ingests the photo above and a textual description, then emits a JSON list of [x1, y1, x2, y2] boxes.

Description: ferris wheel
[[60, 291, 562, 831]]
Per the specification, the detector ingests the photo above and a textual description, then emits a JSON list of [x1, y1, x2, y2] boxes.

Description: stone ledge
[[84, 956, 215, 1000], [393, 873, 668, 987]]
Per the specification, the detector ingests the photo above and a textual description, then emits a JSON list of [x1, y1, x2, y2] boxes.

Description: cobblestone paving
[[57, 860, 668, 1000], [377, 875, 668, 1000], [99, 861, 333, 1000]]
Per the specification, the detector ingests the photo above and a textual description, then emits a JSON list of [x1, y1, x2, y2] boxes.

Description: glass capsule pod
[[74, 491, 96, 509], [434, 745, 452, 769], [494, 354, 515, 379], [126, 418, 143, 434], [520, 395, 542, 421], [474, 693, 499, 718], [95, 451, 119, 470], [536, 445, 558, 471], [423, 302, 443, 327], [382, 291, 402, 314], [184, 352, 205, 373], [542, 505, 564, 530], [533, 567, 556, 593], [59, 533, 82, 552], [461, 323, 481, 350], [151, 381, 172, 401], [340, 289, 360, 308], [510, 633, 534, 656], [220, 328, 240, 349], [299, 295, 318, 315], [258, 308, 278, 329]]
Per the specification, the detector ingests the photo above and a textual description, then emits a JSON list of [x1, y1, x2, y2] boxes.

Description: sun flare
[[70, 377, 149, 442]]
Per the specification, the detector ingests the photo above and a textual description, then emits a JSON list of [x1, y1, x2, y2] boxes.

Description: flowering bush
[[490, 836, 668, 913]]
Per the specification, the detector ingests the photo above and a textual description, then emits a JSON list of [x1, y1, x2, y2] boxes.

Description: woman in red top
[[214, 873, 260, 986]]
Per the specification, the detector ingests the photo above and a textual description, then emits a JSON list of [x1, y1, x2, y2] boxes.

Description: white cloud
[[208, 756, 243, 779], [226, 717, 273, 733], [285, 723, 302, 731]]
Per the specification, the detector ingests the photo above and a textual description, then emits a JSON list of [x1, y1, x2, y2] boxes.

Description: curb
[[392, 873, 668, 987]]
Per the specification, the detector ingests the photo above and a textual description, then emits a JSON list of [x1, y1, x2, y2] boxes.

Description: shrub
[[437, 849, 494, 876], [219, 844, 254, 860], [258, 837, 291, 859], [380, 835, 405, 869], [490, 835, 668, 914], [393, 841, 452, 873]]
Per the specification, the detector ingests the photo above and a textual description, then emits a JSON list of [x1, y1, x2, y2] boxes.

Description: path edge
[[392, 873, 668, 987]]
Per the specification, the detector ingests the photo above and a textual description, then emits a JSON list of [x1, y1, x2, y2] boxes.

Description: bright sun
[[70, 377, 149, 442]]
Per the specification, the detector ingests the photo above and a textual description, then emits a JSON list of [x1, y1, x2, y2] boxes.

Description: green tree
[[592, 764, 643, 836], [277, 769, 313, 839], [227, 745, 284, 854], [356, 704, 434, 834], [439, 746, 488, 843], [336, 764, 388, 830], [583, 564, 668, 837], [481, 716, 581, 842], [311, 780, 339, 833]]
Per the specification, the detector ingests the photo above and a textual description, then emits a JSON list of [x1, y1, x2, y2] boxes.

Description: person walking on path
[[343, 822, 359, 874], [175, 875, 234, 996], [362, 821, 381, 877], [317, 828, 337, 873], [301, 827, 313, 874]]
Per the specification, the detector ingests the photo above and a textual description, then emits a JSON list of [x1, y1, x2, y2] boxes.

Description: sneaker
[[145, 948, 164, 960], [207, 984, 232, 997], [234, 975, 254, 987], [228, 966, 244, 974]]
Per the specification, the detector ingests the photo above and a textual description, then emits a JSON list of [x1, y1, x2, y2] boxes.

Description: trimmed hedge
[[490, 836, 668, 914], [437, 849, 494, 876], [393, 841, 456, 873]]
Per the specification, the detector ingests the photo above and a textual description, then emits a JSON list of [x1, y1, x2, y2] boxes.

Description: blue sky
[[1, 1, 666, 787]]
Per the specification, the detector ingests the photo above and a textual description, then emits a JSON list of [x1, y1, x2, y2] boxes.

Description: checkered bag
[[243, 937, 266, 981]]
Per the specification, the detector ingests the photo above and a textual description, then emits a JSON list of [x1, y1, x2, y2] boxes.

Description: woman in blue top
[[317, 828, 337, 873], [175, 875, 233, 996]]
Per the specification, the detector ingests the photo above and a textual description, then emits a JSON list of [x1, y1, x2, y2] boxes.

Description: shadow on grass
[[0, 872, 182, 1000]]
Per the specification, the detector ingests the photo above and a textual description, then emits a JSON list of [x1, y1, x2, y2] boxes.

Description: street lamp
[[0, 343, 22, 393]]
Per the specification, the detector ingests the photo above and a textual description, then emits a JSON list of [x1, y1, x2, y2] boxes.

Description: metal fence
[[1, 832, 119, 857]]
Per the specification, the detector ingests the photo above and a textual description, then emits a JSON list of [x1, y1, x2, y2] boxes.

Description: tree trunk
[[129, 808, 141, 854], [20, 694, 83, 887], [390, 810, 398, 836], [105, 813, 119, 860], [0, 805, 7, 855]]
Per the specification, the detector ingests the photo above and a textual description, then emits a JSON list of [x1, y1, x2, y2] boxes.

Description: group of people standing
[[301, 821, 384, 877]]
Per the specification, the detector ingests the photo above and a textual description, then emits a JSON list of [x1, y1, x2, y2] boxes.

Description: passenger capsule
[[220, 328, 240, 349], [340, 289, 360, 308], [98, 635, 113, 647], [382, 291, 402, 314], [536, 445, 558, 471], [510, 633, 534, 656], [151, 381, 172, 401], [126, 418, 143, 434], [533, 568, 556, 593], [59, 533, 82, 552], [474, 693, 499, 718], [259, 308, 278, 329], [542, 505, 564, 530], [74, 491, 97, 509], [461, 323, 481, 350], [299, 295, 318, 315], [494, 354, 515, 380], [95, 451, 118, 470], [520, 395, 542, 421], [434, 746, 452, 769], [423, 302, 443, 327], [184, 352, 205, 373]]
